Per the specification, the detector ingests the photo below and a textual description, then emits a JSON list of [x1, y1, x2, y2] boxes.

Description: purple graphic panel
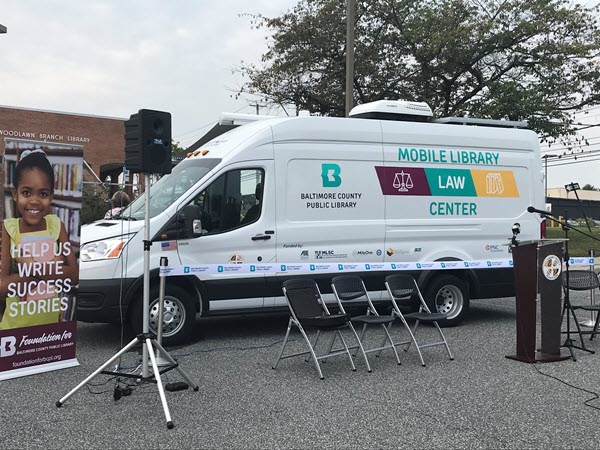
[[0, 321, 77, 373], [375, 166, 431, 196]]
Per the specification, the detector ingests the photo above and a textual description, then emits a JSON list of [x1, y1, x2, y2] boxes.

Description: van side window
[[193, 169, 264, 234]]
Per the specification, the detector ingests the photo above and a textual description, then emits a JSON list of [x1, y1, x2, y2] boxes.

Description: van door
[[176, 162, 276, 311], [267, 132, 386, 307]]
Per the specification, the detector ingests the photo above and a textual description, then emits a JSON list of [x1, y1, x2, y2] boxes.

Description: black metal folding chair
[[384, 274, 454, 366], [331, 275, 401, 369], [562, 269, 600, 341], [272, 278, 368, 380]]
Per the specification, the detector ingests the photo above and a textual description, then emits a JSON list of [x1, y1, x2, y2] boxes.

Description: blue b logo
[[321, 164, 341, 187]]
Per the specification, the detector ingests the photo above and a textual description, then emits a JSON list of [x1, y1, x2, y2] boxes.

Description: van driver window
[[192, 168, 264, 234]]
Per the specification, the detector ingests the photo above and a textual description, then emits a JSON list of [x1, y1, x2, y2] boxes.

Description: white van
[[77, 100, 545, 345]]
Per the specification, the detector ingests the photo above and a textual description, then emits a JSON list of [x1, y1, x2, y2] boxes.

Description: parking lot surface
[[2, 294, 600, 449]]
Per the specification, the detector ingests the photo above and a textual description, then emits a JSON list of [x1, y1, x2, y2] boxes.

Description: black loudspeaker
[[125, 109, 172, 174]]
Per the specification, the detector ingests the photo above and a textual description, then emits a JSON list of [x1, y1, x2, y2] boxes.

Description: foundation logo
[[1, 336, 17, 357], [321, 164, 341, 187]]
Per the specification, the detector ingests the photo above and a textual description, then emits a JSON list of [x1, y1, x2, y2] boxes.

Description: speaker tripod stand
[[56, 174, 198, 429], [560, 224, 594, 361]]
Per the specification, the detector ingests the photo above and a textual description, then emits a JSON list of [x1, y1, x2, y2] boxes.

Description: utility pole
[[249, 103, 265, 115], [345, 0, 355, 117], [542, 154, 558, 199]]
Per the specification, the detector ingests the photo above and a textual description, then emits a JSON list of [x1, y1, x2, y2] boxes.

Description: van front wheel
[[130, 285, 196, 346], [424, 275, 469, 327]]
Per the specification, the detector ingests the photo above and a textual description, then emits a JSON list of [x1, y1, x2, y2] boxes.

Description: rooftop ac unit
[[349, 100, 433, 122]]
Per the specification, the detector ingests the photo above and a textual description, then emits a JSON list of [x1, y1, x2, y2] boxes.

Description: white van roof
[[188, 114, 539, 162]]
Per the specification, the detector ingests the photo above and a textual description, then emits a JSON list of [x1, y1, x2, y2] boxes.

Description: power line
[[548, 155, 600, 168], [547, 149, 600, 164], [543, 147, 599, 156], [174, 120, 216, 139], [539, 122, 600, 139], [542, 136, 600, 153], [573, 105, 600, 116], [545, 148, 600, 162], [173, 104, 251, 142]]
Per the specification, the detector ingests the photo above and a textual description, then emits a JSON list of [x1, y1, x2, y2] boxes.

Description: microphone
[[527, 206, 550, 215]]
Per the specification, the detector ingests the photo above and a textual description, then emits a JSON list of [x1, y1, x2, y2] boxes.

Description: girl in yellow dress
[[0, 149, 79, 329]]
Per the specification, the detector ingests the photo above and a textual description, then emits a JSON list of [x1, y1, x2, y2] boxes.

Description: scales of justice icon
[[393, 171, 413, 192]]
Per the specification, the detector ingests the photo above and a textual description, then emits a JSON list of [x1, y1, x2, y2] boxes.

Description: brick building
[[0, 105, 126, 184]]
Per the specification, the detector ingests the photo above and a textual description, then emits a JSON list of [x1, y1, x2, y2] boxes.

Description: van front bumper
[[77, 278, 136, 323]]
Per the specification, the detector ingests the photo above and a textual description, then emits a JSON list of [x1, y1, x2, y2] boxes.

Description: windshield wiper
[[114, 215, 138, 221]]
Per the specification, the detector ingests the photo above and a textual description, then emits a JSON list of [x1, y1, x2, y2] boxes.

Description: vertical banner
[[1, 139, 82, 380]]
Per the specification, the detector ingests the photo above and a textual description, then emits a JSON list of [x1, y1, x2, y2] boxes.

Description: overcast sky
[[0, 0, 298, 147], [1, 0, 599, 190]]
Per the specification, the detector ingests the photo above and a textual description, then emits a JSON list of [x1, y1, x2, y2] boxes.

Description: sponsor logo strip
[[160, 258, 596, 276], [158, 259, 544, 276]]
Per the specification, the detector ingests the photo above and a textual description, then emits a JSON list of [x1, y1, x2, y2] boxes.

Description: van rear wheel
[[424, 275, 469, 327], [130, 285, 196, 346]]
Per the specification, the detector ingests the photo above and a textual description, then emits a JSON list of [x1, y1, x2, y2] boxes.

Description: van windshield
[[118, 158, 221, 220]]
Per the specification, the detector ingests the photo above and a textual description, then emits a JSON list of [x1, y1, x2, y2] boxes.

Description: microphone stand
[[534, 210, 596, 360]]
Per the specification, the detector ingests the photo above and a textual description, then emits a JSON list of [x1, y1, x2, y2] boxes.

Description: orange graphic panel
[[471, 170, 519, 197]]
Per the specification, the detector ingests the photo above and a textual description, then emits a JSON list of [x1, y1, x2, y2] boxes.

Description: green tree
[[81, 183, 109, 224], [582, 184, 598, 191], [238, 0, 600, 139], [171, 140, 186, 156]]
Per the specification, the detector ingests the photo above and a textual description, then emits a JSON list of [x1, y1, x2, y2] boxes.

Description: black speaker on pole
[[125, 109, 172, 175]]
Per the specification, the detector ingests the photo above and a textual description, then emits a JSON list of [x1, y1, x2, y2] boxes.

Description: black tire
[[129, 284, 197, 346], [424, 275, 469, 327]]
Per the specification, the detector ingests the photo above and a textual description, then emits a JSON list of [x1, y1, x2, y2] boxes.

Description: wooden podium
[[506, 239, 571, 363]]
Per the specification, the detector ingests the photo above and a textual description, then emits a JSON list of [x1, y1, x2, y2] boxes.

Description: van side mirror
[[179, 204, 204, 238]]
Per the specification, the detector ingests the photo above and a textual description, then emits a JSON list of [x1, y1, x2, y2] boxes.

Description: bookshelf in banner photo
[[3, 142, 84, 251]]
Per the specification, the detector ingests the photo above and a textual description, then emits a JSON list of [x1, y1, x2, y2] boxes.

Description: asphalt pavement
[[2, 293, 600, 449]]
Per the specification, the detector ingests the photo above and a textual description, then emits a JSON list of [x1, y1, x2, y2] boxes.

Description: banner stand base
[[506, 348, 572, 363], [0, 358, 79, 381]]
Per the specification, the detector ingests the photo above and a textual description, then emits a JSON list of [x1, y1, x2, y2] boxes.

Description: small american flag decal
[[161, 241, 177, 251]]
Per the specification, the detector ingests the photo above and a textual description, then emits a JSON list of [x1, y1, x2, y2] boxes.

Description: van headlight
[[80, 234, 135, 261]]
